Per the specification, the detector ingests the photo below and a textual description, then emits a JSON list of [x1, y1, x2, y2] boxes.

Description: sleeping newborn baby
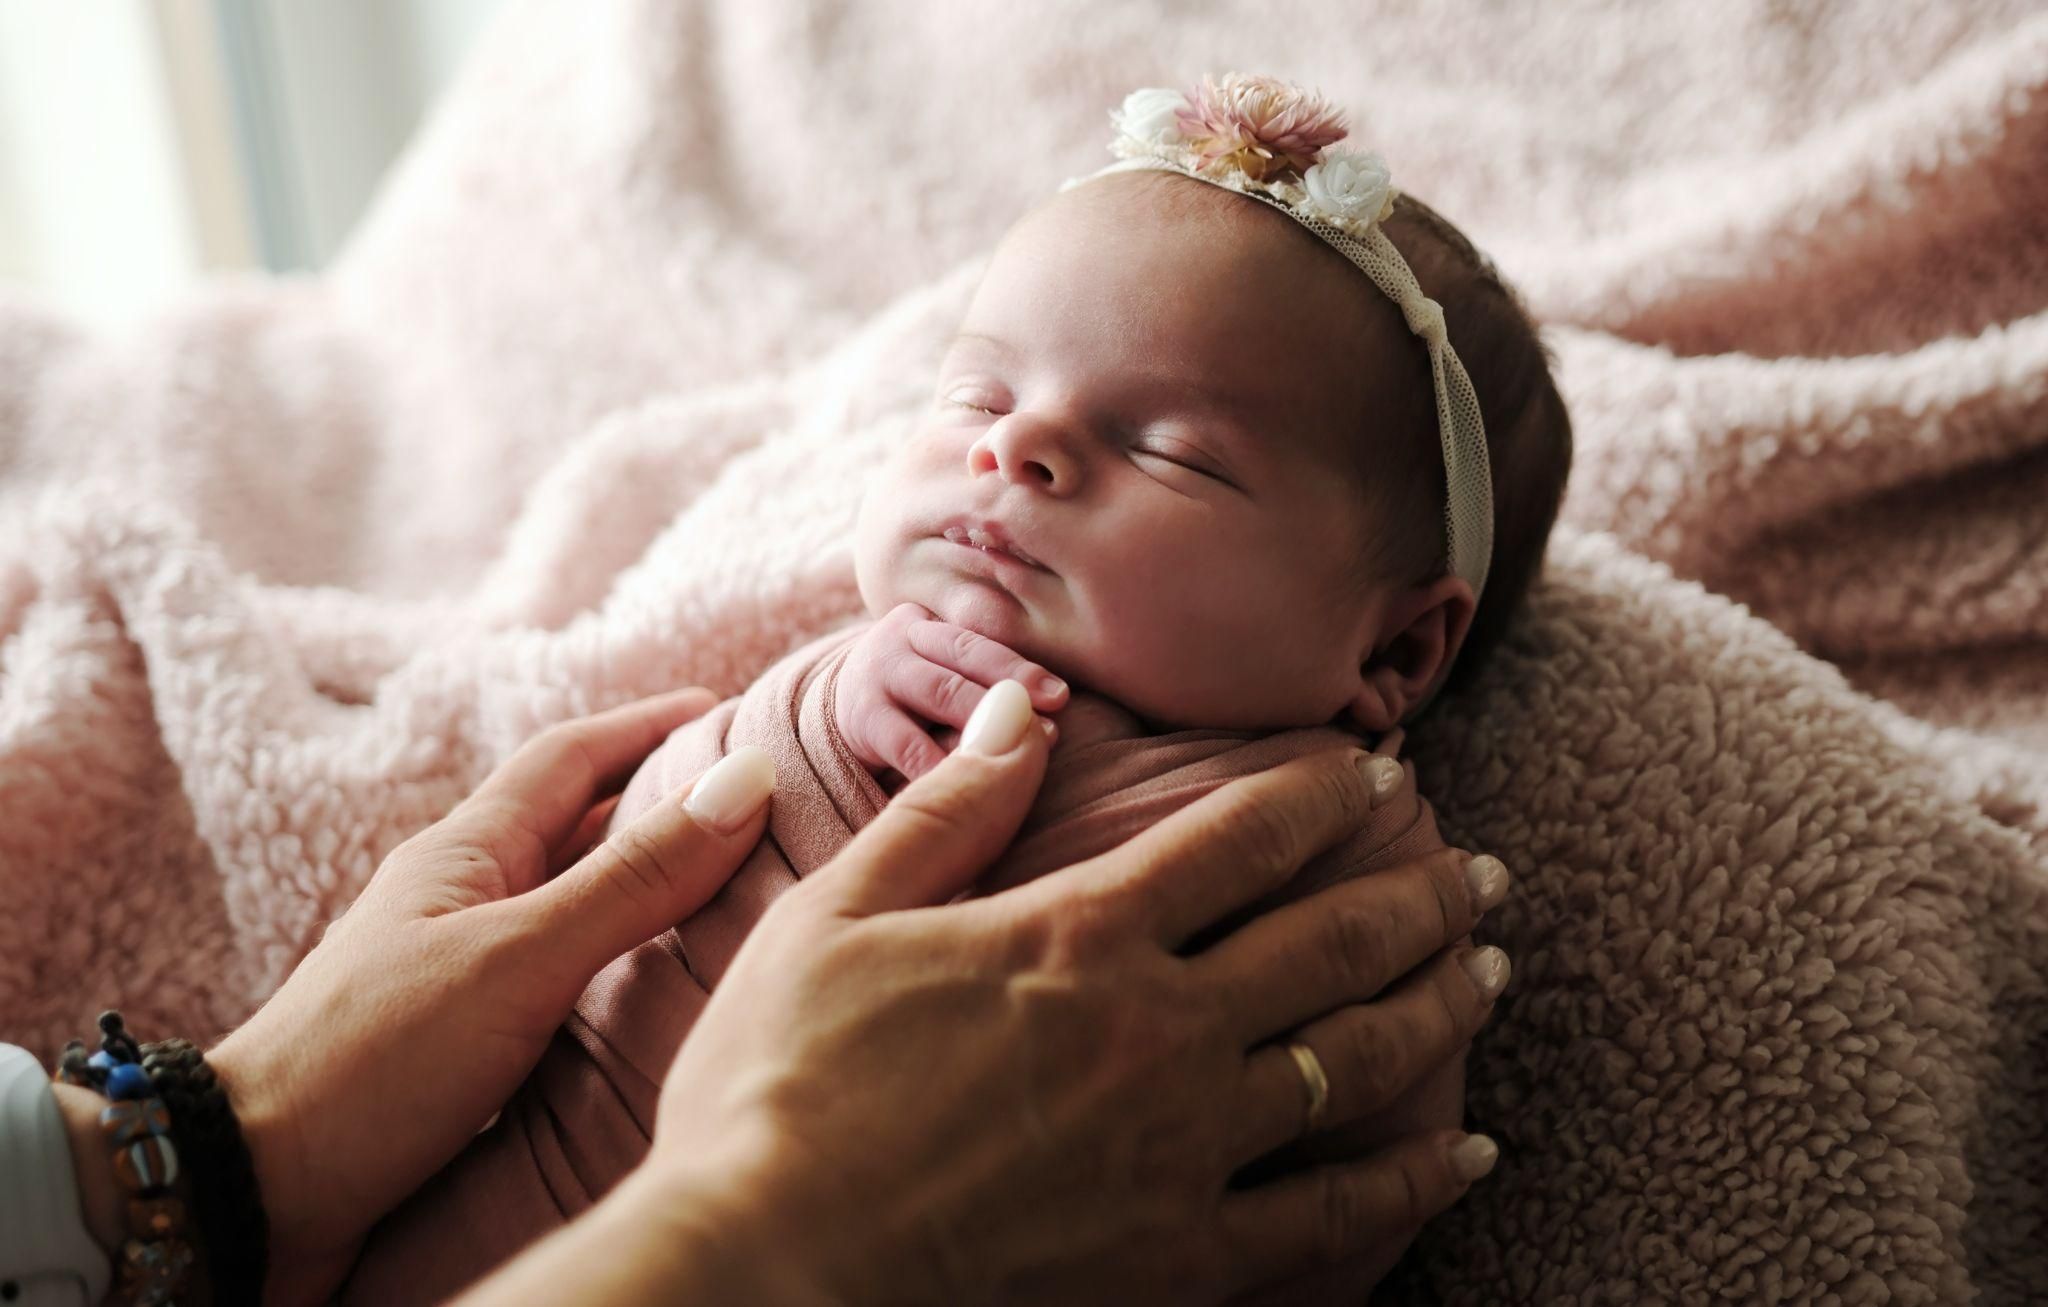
[[346, 74, 1572, 1302]]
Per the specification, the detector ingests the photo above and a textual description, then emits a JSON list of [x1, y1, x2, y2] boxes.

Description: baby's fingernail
[[1459, 946, 1510, 1001], [962, 680, 1032, 756], [684, 746, 776, 834], [1465, 854, 1510, 913], [1361, 755, 1402, 806], [1039, 675, 1067, 701], [1449, 1133, 1499, 1183], [1039, 717, 1058, 741]]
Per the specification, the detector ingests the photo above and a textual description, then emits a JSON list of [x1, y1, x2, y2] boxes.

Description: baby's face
[[855, 175, 1413, 729]]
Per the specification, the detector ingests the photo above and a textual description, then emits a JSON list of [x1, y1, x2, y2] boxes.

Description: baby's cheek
[[851, 480, 900, 616], [852, 442, 949, 616], [1066, 581, 1281, 728]]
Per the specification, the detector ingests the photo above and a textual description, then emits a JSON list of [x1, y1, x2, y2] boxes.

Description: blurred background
[[0, 0, 506, 328]]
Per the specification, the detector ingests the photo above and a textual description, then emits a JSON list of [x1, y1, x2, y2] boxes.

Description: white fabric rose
[[1265, 177, 1308, 207], [1112, 87, 1187, 145], [1302, 149, 1394, 232]]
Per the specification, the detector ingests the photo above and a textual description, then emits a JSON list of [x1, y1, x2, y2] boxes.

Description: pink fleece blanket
[[338, 626, 1447, 1303], [3, 1, 2044, 1300]]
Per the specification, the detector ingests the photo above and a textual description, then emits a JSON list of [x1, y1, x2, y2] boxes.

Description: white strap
[[0, 1044, 110, 1307]]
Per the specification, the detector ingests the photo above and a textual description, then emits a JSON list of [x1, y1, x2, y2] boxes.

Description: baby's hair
[[1361, 192, 1573, 695]]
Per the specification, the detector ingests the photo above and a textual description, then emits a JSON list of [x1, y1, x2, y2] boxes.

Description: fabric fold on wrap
[[343, 624, 1445, 1303]]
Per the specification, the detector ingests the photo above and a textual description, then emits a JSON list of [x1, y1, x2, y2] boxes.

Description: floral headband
[[1061, 74, 1495, 602]]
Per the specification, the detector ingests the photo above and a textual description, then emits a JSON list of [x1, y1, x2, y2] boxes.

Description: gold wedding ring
[[1285, 1040, 1331, 1133]]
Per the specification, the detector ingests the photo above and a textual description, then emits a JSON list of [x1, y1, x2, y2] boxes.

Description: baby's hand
[[835, 602, 1068, 781]]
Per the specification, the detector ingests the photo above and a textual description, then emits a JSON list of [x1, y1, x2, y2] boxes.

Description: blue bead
[[99, 1097, 171, 1143], [105, 1063, 151, 1100], [88, 1049, 117, 1071]]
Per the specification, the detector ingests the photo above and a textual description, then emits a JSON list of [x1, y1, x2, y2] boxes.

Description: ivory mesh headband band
[[1060, 74, 1495, 602]]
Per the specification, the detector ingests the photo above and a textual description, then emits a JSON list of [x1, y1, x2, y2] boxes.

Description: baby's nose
[[969, 414, 1082, 495]]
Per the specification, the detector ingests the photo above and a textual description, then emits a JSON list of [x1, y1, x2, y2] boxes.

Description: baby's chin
[[873, 554, 1071, 676], [903, 576, 1042, 655]]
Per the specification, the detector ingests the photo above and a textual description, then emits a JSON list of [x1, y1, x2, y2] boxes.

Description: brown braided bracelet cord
[[138, 1041, 268, 1307]]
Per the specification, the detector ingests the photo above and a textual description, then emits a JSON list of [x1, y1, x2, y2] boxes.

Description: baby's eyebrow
[[946, 331, 1272, 427], [946, 330, 1012, 358], [1168, 382, 1268, 428]]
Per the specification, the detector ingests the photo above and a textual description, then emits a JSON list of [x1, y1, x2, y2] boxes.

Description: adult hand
[[207, 689, 780, 1306], [478, 681, 1508, 1305]]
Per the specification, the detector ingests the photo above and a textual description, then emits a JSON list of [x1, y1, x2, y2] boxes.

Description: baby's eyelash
[[1132, 435, 1238, 488], [1135, 446, 1227, 484]]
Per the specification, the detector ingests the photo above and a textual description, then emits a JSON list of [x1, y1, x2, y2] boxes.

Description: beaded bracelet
[[137, 1040, 267, 1307], [55, 1013, 198, 1306]]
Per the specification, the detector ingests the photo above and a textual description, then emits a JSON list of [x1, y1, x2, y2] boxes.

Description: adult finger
[[811, 681, 1050, 915], [929, 720, 1054, 755], [545, 793, 621, 881], [507, 746, 776, 981], [1218, 1130, 1498, 1297], [1197, 848, 1510, 1042], [908, 618, 1068, 713], [1229, 943, 1508, 1164], [427, 689, 719, 893], [1019, 747, 1383, 949]]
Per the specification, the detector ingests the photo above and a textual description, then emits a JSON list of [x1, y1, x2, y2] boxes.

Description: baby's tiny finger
[[907, 619, 1067, 711], [880, 600, 936, 632], [870, 708, 948, 781], [888, 655, 986, 729]]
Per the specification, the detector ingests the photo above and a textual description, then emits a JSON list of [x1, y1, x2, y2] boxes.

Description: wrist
[[632, 1127, 949, 1307], [204, 1025, 334, 1305], [459, 1159, 838, 1307], [49, 1052, 219, 1306], [632, 1154, 846, 1305], [50, 1082, 127, 1261]]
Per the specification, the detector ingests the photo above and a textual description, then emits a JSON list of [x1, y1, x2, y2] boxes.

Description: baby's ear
[[1344, 575, 1477, 731]]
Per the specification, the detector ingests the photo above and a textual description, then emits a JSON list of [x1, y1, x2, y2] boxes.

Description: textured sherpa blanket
[[338, 626, 1448, 1303], [2, 0, 2044, 1301]]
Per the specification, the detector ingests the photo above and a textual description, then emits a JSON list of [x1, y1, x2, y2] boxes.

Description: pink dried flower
[[1174, 73, 1348, 182]]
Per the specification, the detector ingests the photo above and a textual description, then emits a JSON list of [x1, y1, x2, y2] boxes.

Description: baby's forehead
[[975, 173, 1429, 456], [1018, 175, 1407, 341], [1018, 169, 1289, 252]]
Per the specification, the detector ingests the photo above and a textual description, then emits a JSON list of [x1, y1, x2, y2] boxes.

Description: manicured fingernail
[[1449, 1133, 1499, 1183], [1465, 854, 1509, 912], [961, 680, 1032, 756], [1362, 755, 1403, 806], [683, 746, 776, 834], [1459, 946, 1510, 1001]]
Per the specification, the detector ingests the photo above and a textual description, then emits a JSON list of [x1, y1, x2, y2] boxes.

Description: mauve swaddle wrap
[[344, 626, 1446, 1303]]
